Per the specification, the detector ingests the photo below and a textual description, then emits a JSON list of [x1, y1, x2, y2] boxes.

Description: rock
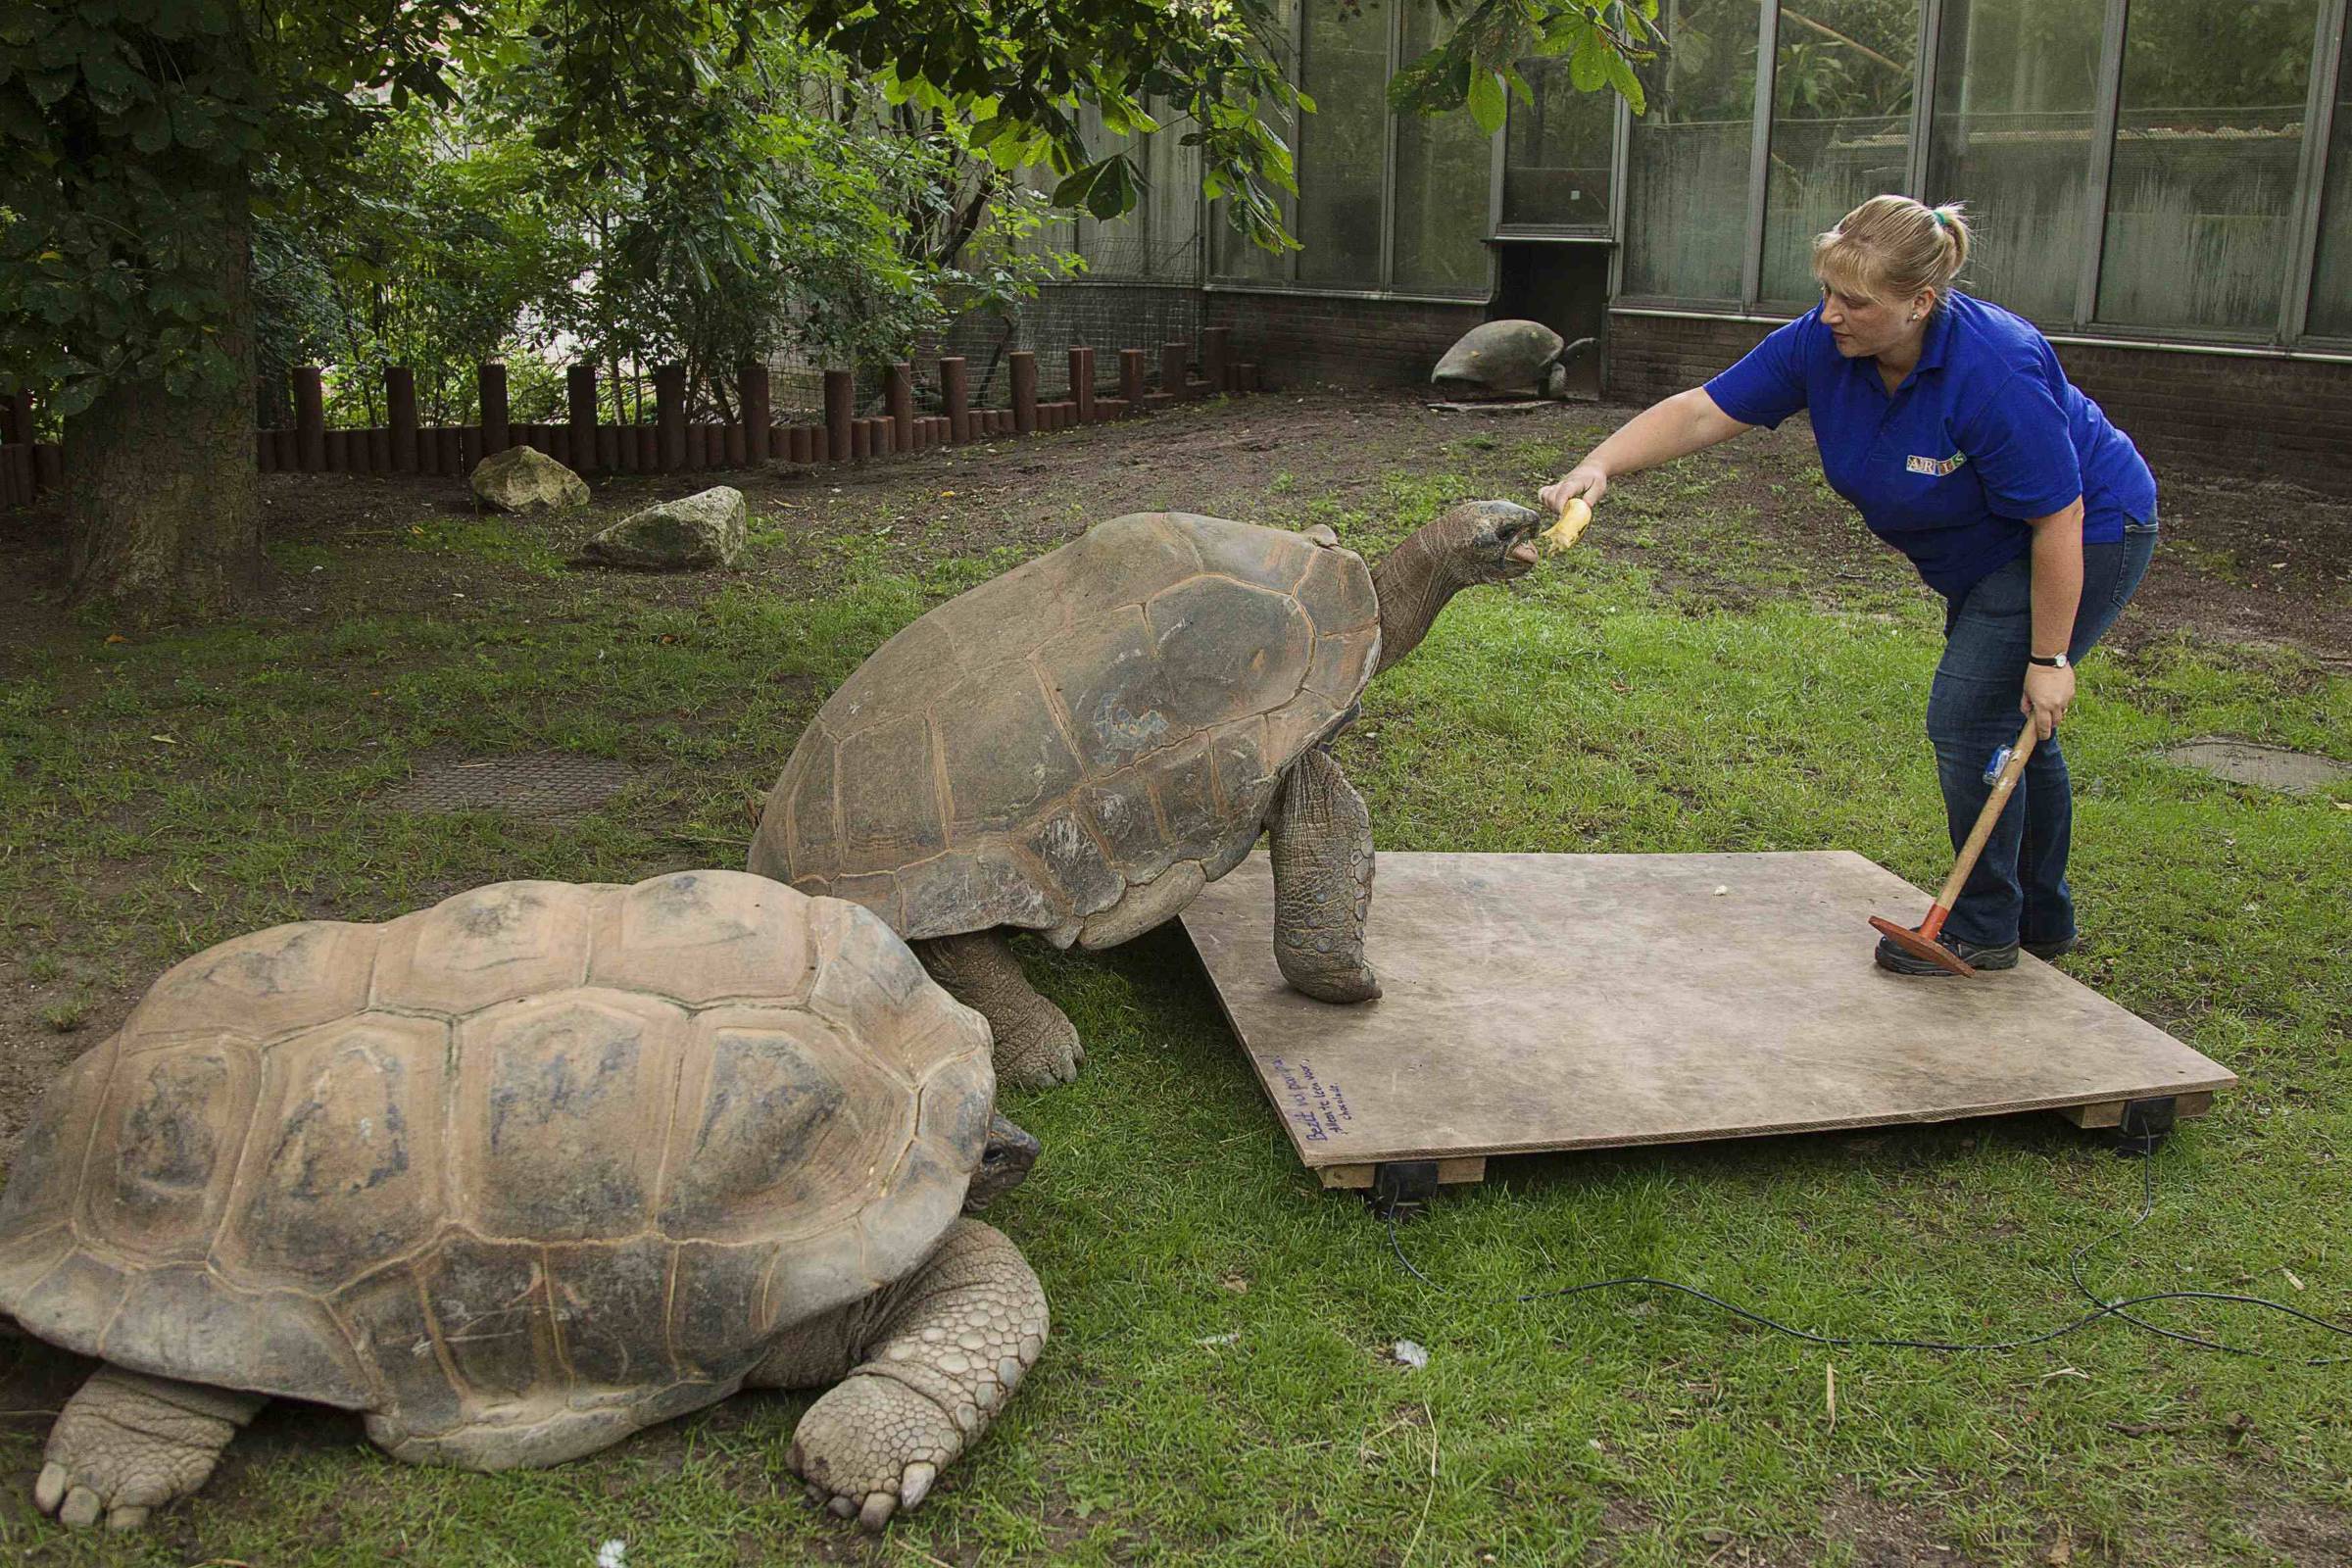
[[579, 485, 748, 570], [470, 446, 589, 514]]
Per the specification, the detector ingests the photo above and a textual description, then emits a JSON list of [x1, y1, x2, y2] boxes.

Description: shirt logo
[[1906, 452, 1968, 476]]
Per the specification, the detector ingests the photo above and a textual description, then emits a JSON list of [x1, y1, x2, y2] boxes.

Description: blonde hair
[[1813, 195, 1972, 310]]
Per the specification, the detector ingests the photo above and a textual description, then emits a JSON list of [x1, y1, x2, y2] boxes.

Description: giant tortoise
[[1430, 319, 1596, 400], [0, 870, 1044, 1534], [750, 502, 1543, 1087]]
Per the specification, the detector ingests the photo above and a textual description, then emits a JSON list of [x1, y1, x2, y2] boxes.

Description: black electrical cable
[[1384, 1132, 2352, 1365]]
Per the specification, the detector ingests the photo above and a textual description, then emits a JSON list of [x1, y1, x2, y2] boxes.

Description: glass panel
[[1297, 0, 1394, 286], [2304, 29, 2352, 336], [1624, 0, 1761, 299], [1393, 6, 1494, 290], [1759, 0, 1924, 303], [1924, 0, 2105, 323], [1502, 55, 1617, 226], [1210, 0, 1298, 283], [1139, 109, 1203, 282], [2094, 0, 2319, 332], [1081, 103, 1204, 280]]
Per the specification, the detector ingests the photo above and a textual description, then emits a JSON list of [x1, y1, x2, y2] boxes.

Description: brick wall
[[1204, 290, 1491, 389], [1606, 310, 2352, 496]]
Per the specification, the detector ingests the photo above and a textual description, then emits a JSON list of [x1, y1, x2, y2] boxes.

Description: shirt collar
[[1914, 295, 1958, 375]]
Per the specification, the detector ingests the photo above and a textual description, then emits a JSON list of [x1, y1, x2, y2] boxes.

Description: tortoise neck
[[1370, 531, 1465, 676]]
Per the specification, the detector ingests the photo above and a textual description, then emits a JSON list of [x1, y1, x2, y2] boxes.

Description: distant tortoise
[[749, 503, 1543, 1088], [0, 870, 1045, 1534], [1431, 319, 1596, 400]]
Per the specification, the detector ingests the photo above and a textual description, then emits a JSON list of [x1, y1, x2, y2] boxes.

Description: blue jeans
[[1929, 520, 2158, 948]]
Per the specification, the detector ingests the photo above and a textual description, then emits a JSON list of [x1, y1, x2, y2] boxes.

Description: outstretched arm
[[1540, 388, 1753, 512]]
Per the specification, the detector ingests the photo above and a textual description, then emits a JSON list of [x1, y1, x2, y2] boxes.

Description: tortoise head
[[963, 1112, 1040, 1212], [1369, 500, 1544, 675], [1426, 499, 1544, 583]]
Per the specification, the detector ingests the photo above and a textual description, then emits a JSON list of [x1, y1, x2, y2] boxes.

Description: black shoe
[[2023, 933, 2079, 961], [1874, 933, 2020, 975]]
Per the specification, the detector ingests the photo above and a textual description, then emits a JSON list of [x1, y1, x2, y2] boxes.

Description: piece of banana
[[1540, 497, 1592, 556]]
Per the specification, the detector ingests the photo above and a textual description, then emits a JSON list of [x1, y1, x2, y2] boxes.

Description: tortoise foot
[[915, 930, 1086, 1090], [35, 1369, 261, 1531], [1285, 961, 1383, 1004], [994, 998, 1084, 1089], [789, 1374, 960, 1532]]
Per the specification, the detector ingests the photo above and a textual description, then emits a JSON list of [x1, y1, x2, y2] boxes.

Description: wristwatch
[[2028, 652, 2070, 669]]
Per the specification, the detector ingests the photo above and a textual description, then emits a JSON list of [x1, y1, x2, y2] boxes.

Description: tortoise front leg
[[783, 1218, 1049, 1531], [35, 1367, 264, 1531], [1268, 747, 1381, 1003], [914, 930, 1083, 1089]]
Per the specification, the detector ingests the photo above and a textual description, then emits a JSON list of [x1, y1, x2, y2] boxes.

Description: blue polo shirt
[[1703, 292, 2157, 598]]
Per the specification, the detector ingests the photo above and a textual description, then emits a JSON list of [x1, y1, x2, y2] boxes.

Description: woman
[[1542, 195, 2159, 974]]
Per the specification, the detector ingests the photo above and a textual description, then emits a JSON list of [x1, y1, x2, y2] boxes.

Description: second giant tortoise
[[0, 870, 1044, 1534], [750, 503, 1543, 1087], [1431, 318, 1596, 400]]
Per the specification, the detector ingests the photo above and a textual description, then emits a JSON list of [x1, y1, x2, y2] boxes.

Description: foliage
[[0, 0, 1306, 427], [0, 2, 478, 416], [1391, 0, 1661, 129]]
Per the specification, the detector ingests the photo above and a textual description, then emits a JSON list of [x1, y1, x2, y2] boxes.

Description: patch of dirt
[[4, 391, 2345, 659]]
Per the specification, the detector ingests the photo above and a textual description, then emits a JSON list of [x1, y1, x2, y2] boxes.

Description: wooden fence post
[[385, 368, 417, 472], [1119, 349, 1147, 411], [741, 362, 771, 463], [886, 361, 914, 453], [293, 367, 325, 470], [1010, 351, 1038, 435], [479, 362, 510, 455], [1201, 326, 1233, 393], [655, 362, 687, 470], [939, 357, 970, 443], [824, 369, 855, 464], [1160, 340, 1189, 399], [567, 366, 598, 471], [1068, 347, 1096, 422]]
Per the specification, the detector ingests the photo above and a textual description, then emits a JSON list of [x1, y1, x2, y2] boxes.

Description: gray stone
[[2158, 739, 2352, 796], [580, 486, 748, 570], [469, 446, 589, 514]]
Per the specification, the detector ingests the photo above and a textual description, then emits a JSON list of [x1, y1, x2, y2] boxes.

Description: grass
[[1, 434, 2348, 1567]]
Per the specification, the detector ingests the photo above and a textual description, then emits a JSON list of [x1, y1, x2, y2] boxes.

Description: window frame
[[1203, 0, 1500, 302], [1604, 0, 2352, 352]]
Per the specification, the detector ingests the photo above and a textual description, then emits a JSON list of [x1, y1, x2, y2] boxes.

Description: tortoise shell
[[1431, 318, 1566, 396], [749, 512, 1382, 950], [0, 871, 992, 1450]]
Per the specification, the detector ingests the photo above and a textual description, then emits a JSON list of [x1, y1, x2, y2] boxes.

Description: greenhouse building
[[989, 0, 2351, 489]]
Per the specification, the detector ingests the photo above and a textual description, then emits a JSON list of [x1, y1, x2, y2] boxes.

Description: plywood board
[[1179, 852, 2234, 1177]]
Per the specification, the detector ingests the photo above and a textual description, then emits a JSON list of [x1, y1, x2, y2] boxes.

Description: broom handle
[[1932, 715, 2041, 913]]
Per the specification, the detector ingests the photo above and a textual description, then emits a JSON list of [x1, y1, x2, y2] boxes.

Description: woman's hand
[[1540, 465, 1608, 514], [2022, 662, 2075, 740]]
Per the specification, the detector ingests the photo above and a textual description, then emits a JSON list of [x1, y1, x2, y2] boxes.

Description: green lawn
[[1, 424, 2347, 1566]]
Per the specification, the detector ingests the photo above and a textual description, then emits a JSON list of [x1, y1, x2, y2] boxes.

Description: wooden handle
[[1932, 715, 2040, 912]]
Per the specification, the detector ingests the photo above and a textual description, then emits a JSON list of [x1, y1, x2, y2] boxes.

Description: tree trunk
[[64, 161, 263, 618]]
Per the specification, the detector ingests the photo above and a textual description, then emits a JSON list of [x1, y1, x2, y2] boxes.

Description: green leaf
[[1571, 34, 1610, 93], [1467, 69, 1506, 134]]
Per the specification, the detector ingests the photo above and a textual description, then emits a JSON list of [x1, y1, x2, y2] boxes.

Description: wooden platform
[[1179, 852, 2234, 1189]]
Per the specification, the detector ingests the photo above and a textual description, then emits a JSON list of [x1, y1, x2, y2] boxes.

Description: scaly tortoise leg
[[35, 1367, 264, 1531], [1267, 747, 1381, 1003], [914, 930, 1083, 1089], [783, 1218, 1049, 1531]]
